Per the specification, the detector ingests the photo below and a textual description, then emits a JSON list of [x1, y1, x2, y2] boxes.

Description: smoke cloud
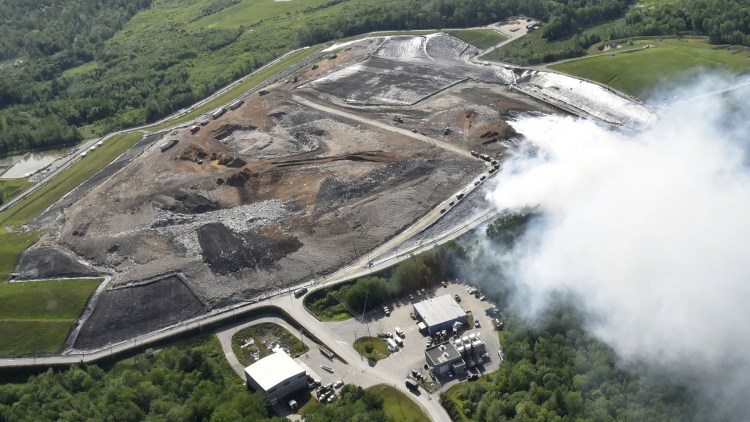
[[486, 79, 750, 416]]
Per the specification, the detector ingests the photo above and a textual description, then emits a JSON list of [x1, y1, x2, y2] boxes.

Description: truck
[[394, 336, 404, 347], [210, 107, 226, 119], [386, 338, 398, 351], [228, 99, 244, 110], [319, 346, 335, 359], [160, 139, 179, 152]]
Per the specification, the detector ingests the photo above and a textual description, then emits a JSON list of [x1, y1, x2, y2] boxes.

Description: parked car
[[441, 281, 448, 288], [410, 312, 416, 320], [405, 379, 418, 390], [395, 327, 404, 337], [474, 319, 481, 328], [334, 380, 344, 389], [454, 294, 461, 302]]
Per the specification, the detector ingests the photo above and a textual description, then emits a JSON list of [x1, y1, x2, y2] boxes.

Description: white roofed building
[[413, 294, 468, 335], [244, 351, 307, 404]]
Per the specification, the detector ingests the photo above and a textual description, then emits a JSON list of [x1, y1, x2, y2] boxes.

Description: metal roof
[[413, 294, 465, 328], [244, 351, 305, 392], [426, 343, 461, 366]]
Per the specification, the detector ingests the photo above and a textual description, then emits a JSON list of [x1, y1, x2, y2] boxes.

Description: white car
[[334, 380, 344, 389], [395, 327, 404, 337]]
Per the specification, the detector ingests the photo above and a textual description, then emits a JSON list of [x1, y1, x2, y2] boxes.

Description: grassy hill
[[551, 38, 750, 98]]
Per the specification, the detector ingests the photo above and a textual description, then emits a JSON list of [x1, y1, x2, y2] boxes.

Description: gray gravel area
[[13, 246, 99, 280], [73, 274, 206, 350]]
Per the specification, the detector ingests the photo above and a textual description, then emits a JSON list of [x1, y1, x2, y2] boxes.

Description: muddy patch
[[155, 191, 220, 214], [197, 223, 302, 275]]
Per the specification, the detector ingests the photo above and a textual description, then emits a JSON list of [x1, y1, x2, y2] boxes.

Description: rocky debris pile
[[197, 222, 303, 275], [478, 123, 518, 145], [315, 157, 434, 213], [213, 124, 258, 141], [179, 145, 208, 162], [224, 168, 258, 187], [157, 191, 220, 214], [154, 199, 292, 260]]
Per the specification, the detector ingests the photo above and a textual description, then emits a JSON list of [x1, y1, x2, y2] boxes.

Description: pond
[[0, 147, 72, 178]]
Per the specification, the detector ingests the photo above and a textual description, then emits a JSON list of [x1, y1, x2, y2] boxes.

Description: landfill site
[[15, 33, 656, 350]]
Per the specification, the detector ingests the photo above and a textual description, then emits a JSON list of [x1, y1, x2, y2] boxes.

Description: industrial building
[[244, 351, 307, 404], [412, 294, 468, 335], [425, 343, 466, 376]]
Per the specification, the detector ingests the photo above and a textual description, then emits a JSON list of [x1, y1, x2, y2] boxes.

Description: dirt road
[[293, 94, 477, 161]]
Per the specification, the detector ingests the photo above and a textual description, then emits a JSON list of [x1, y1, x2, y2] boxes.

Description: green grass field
[[0, 320, 77, 356], [551, 38, 750, 98], [0, 132, 142, 226], [0, 278, 101, 320], [367, 384, 428, 422], [0, 179, 33, 204], [231, 322, 309, 366], [0, 278, 101, 356], [447, 29, 506, 49], [353, 336, 389, 361], [0, 231, 42, 280]]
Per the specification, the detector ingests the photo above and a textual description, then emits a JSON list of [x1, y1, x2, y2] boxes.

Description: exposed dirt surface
[[22, 34, 568, 347], [74, 275, 206, 349], [197, 222, 302, 275], [14, 246, 99, 280]]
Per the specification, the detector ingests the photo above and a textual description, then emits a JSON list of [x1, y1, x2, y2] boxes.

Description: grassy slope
[[0, 231, 42, 280], [0, 132, 141, 226], [447, 29, 505, 49], [551, 38, 750, 98], [0, 279, 101, 320], [367, 384, 429, 422], [0, 320, 76, 355], [0, 179, 33, 204], [0, 278, 101, 356]]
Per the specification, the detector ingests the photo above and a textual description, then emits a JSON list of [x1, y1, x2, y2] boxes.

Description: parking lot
[[322, 280, 503, 393]]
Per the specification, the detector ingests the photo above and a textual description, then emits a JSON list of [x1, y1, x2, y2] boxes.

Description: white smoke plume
[[486, 78, 750, 416]]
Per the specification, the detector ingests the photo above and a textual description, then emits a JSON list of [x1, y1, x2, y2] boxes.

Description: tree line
[[306, 241, 466, 319], [0, 336, 282, 421]]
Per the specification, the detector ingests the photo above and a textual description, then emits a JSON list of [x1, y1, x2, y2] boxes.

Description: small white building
[[244, 351, 307, 404]]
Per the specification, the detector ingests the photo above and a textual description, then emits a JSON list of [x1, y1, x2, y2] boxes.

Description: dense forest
[[301, 385, 388, 421], [0, 336, 281, 421], [440, 301, 695, 421]]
